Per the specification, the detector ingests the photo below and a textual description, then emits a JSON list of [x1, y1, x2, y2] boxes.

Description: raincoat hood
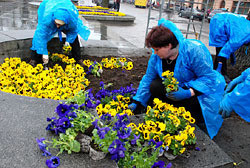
[[31, 0, 90, 55]]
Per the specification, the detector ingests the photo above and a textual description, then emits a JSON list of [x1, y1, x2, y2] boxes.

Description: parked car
[[179, 8, 204, 21], [207, 8, 228, 23]]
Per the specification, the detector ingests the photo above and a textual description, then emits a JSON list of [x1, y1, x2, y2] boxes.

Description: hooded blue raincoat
[[209, 13, 250, 59], [133, 19, 226, 139], [31, 0, 90, 55], [226, 68, 250, 122]]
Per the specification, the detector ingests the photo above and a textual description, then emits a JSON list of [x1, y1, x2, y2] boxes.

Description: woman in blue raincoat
[[219, 68, 250, 122], [209, 13, 250, 81], [29, 0, 90, 67], [128, 19, 226, 139]]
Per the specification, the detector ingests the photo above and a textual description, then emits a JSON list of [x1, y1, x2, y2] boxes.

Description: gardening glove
[[216, 62, 222, 73], [219, 96, 233, 118], [128, 103, 137, 111], [166, 87, 191, 101], [42, 54, 49, 64], [64, 41, 70, 47], [224, 75, 244, 95]]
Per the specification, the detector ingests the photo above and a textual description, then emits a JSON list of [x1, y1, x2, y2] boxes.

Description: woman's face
[[153, 44, 178, 60], [54, 21, 63, 28]]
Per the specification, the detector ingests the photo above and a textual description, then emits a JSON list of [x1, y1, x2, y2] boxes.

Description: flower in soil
[[36, 138, 51, 157], [162, 70, 178, 93], [50, 53, 75, 64], [108, 139, 126, 162], [46, 156, 60, 168]]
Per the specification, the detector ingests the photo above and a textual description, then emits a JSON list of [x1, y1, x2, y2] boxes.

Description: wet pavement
[[0, 0, 215, 54]]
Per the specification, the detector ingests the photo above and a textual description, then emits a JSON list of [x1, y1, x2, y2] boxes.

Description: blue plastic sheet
[[209, 13, 250, 59], [31, 0, 90, 55], [133, 19, 226, 139], [226, 68, 250, 122]]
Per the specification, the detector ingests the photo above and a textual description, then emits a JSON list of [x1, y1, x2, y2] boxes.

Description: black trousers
[[213, 47, 227, 75], [31, 36, 81, 63], [148, 77, 205, 124], [116, 2, 120, 12]]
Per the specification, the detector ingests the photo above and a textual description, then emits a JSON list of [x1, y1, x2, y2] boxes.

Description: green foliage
[[66, 90, 87, 105]]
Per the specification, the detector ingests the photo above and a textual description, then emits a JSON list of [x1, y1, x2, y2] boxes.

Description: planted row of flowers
[[78, 9, 126, 16], [76, 5, 109, 10], [83, 57, 133, 77]]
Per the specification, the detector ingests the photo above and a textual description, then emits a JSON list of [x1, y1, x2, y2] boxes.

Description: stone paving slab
[[0, 91, 117, 168], [0, 30, 35, 40], [0, 32, 15, 43]]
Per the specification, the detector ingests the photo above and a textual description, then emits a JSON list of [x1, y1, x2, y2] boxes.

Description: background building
[[175, 0, 250, 15]]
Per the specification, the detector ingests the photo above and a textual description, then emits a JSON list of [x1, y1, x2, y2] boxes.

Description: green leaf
[[72, 140, 81, 152]]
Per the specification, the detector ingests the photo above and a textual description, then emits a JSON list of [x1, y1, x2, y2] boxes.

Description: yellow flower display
[[50, 53, 76, 64], [95, 95, 133, 117], [141, 98, 196, 156], [0, 57, 89, 100]]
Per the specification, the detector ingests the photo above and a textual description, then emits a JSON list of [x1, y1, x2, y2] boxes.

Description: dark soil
[[82, 56, 149, 94]]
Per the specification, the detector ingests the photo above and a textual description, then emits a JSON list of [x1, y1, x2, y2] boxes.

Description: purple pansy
[[117, 127, 132, 139], [97, 127, 110, 139], [151, 160, 166, 168], [36, 138, 51, 157], [55, 103, 71, 118], [46, 156, 60, 168], [108, 139, 126, 162]]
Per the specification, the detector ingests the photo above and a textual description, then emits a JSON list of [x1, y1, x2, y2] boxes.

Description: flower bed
[[78, 9, 126, 16], [0, 53, 198, 167]]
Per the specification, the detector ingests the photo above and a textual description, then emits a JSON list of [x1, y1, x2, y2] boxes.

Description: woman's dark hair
[[145, 25, 178, 49]]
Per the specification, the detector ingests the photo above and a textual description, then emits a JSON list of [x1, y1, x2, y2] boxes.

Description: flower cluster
[[78, 9, 126, 16], [62, 45, 72, 55], [50, 53, 75, 64], [142, 98, 196, 155], [83, 60, 103, 77], [162, 70, 178, 93], [82, 57, 133, 76], [96, 94, 134, 117], [36, 100, 94, 167], [46, 103, 78, 134], [101, 57, 133, 70], [92, 113, 170, 168], [0, 57, 89, 100]]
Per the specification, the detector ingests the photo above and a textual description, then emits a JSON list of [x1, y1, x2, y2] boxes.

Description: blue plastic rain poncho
[[31, 0, 90, 55], [209, 13, 250, 59], [133, 19, 226, 139], [224, 68, 250, 122]]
